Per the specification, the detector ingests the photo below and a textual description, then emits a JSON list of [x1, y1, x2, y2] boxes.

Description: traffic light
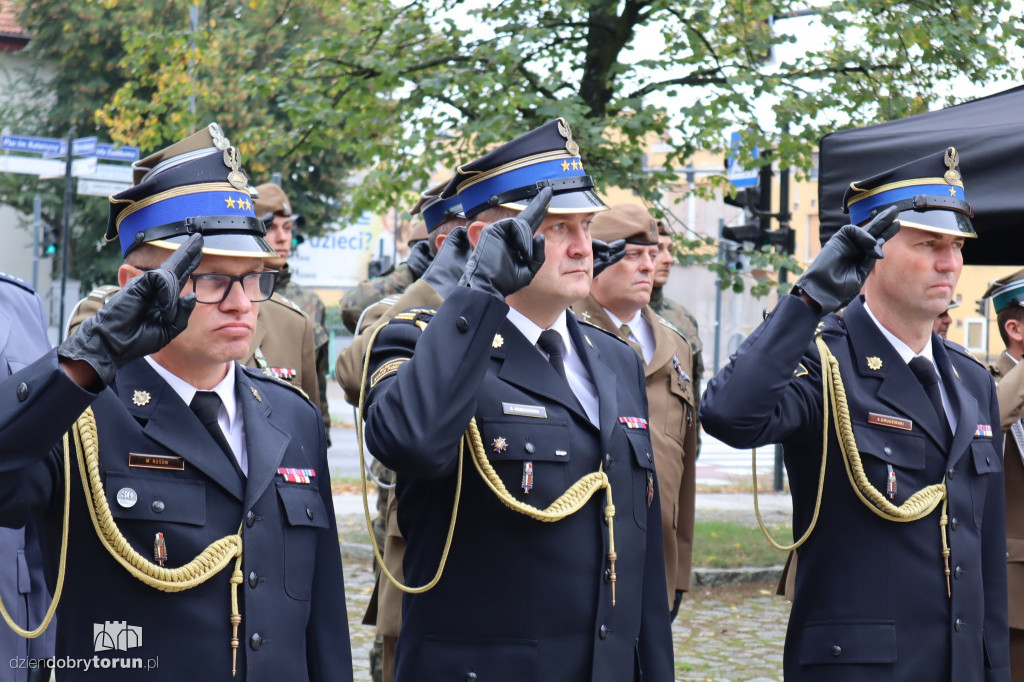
[[976, 299, 986, 317], [42, 224, 59, 256]]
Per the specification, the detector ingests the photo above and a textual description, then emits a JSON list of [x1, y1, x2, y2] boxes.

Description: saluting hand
[[458, 186, 552, 299], [58, 234, 204, 387], [420, 226, 471, 299], [592, 238, 626, 277], [794, 206, 900, 315]]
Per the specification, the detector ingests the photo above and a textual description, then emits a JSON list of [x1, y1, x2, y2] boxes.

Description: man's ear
[[434, 232, 447, 253], [468, 221, 486, 248], [1007, 318, 1024, 344], [117, 264, 139, 288]]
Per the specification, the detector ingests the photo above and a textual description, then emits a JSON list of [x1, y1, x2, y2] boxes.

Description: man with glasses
[[0, 124, 352, 681], [361, 119, 672, 681]]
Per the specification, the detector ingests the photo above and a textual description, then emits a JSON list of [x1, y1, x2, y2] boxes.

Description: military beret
[[843, 146, 975, 238], [590, 204, 659, 245], [253, 183, 292, 219], [445, 118, 607, 219], [106, 123, 275, 259]]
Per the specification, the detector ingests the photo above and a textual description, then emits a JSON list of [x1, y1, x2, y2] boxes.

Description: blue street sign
[[94, 143, 140, 162], [1, 134, 64, 155], [42, 136, 99, 158], [727, 131, 760, 188]]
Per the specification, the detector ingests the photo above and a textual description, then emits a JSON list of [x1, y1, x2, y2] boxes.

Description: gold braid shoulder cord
[[0, 407, 246, 676], [752, 334, 952, 596], [357, 317, 621, 604]]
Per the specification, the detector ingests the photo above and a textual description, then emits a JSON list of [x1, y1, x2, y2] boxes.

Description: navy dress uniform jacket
[[0, 350, 352, 681], [700, 295, 1009, 682], [363, 287, 674, 682], [0, 274, 55, 679]]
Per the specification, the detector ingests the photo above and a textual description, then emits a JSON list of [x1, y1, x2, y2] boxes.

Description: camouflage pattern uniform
[[339, 263, 416, 333], [275, 263, 331, 441]]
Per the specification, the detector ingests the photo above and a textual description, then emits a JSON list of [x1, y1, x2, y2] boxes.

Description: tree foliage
[[3, 0, 1021, 291]]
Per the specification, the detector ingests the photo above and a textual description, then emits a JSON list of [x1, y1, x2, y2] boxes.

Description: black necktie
[[190, 391, 244, 476], [908, 356, 950, 435], [537, 329, 569, 384]]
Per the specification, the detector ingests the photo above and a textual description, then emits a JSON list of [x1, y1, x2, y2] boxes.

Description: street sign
[[77, 179, 131, 197], [80, 163, 133, 183], [42, 136, 99, 159], [1, 134, 64, 155], [0, 155, 99, 178], [727, 131, 760, 188], [93, 143, 140, 162]]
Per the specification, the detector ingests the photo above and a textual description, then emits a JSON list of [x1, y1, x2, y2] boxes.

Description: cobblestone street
[[341, 551, 791, 682]]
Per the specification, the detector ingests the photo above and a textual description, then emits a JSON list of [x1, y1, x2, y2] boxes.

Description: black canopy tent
[[818, 84, 1024, 265]]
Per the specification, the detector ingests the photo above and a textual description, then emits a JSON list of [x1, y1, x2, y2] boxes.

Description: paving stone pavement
[[341, 552, 790, 682]]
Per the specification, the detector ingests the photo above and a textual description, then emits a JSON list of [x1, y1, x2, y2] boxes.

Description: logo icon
[[94, 622, 142, 652]]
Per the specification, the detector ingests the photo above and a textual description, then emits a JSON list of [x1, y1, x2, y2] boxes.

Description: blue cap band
[[848, 183, 965, 225], [117, 188, 256, 256], [422, 194, 463, 232], [459, 156, 586, 217]]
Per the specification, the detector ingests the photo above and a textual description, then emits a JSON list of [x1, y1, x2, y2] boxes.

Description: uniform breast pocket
[[851, 424, 926, 503], [969, 439, 1001, 528], [665, 378, 694, 448], [277, 483, 329, 600], [477, 418, 571, 506], [625, 430, 656, 530]]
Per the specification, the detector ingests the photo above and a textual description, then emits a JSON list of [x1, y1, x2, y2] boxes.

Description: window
[[964, 317, 986, 353]]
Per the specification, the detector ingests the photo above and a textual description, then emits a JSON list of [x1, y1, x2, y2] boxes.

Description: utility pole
[[58, 126, 76, 342]]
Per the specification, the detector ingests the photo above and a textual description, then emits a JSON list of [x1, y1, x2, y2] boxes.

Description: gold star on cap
[[250, 386, 262, 402], [866, 356, 883, 370], [492, 437, 508, 453], [132, 390, 151, 407], [492, 334, 504, 348]]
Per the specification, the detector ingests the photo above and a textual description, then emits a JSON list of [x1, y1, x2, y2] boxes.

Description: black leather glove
[[794, 206, 900, 315], [592, 238, 626, 277], [58, 234, 204, 387], [420, 226, 471, 299], [670, 589, 684, 621], [404, 239, 433, 280], [458, 187, 551, 299]]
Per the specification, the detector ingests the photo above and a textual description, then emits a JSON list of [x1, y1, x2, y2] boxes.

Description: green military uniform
[[339, 263, 416, 333], [650, 287, 703, 404], [67, 287, 321, 409], [274, 263, 331, 438]]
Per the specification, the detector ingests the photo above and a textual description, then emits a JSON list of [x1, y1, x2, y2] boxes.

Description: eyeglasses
[[189, 271, 278, 304]]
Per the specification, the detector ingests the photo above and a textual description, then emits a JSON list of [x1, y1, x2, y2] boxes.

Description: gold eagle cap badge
[[132, 390, 151, 407], [866, 356, 883, 371], [556, 118, 580, 156], [943, 147, 961, 185]]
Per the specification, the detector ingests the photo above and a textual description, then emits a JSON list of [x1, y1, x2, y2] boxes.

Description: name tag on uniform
[[502, 402, 547, 419], [867, 412, 913, 431], [129, 453, 186, 471]]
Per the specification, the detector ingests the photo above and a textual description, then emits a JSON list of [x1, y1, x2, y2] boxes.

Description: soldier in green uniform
[[253, 183, 331, 442], [651, 219, 703, 410], [982, 271, 1024, 677]]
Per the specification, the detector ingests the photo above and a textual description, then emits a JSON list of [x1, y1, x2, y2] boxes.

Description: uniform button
[[465, 674, 477, 682], [305, 507, 314, 521], [883, 446, 892, 456], [248, 571, 259, 588], [151, 500, 165, 513], [948, 469, 956, 479], [954, 618, 963, 632], [16, 383, 28, 402], [603, 568, 611, 583], [954, 566, 963, 580], [598, 624, 608, 639], [249, 633, 263, 649], [950, 517, 959, 530], [456, 316, 469, 333], [603, 454, 612, 469], [831, 645, 842, 657], [246, 510, 257, 527], [524, 442, 535, 454]]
